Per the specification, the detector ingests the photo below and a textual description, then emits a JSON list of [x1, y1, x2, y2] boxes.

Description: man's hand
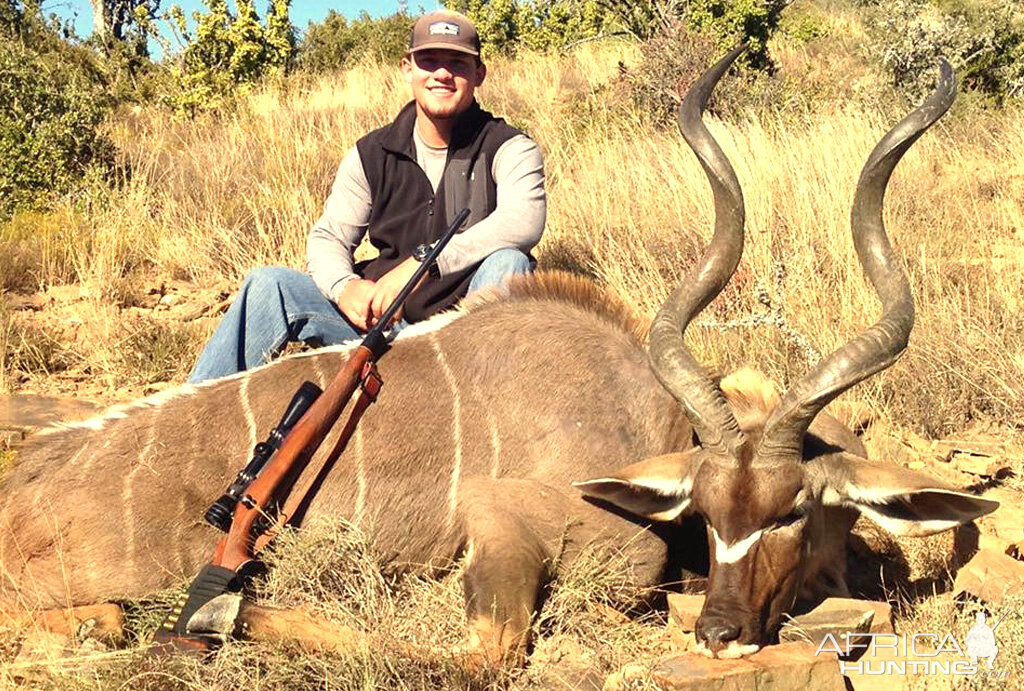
[[370, 257, 423, 327], [333, 278, 377, 331]]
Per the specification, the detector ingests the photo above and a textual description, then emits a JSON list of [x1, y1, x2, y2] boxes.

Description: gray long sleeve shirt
[[307, 132, 546, 301]]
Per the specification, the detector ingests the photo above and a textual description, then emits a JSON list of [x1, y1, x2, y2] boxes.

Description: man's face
[[401, 48, 486, 120]]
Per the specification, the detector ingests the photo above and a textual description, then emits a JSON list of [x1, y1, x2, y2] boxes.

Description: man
[[965, 611, 999, 670], [188, 9, 546, 383]]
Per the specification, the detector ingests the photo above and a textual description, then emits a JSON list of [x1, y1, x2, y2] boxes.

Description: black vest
[[355, 100, 521, 322]]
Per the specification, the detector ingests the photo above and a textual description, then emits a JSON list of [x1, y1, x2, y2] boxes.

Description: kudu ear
[[816, 453, 999, 537], [572, 450, 701, 522]]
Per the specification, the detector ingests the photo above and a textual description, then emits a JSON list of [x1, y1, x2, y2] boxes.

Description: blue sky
[[46, 1, 431, 50]]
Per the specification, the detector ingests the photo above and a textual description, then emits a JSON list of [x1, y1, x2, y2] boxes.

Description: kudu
[[0, 48, 998, 662]]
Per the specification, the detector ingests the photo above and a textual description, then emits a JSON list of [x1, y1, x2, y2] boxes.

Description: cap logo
[[429, 21, 460, 36]]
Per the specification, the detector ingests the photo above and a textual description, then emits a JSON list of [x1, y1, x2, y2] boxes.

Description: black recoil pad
[[158, 564, 242, 639]]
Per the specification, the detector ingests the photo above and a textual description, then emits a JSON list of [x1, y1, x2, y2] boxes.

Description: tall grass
[[49, 44, 1017, 435]]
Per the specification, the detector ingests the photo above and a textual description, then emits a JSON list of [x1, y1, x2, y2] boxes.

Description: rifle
[[153, 208, 471, 652]]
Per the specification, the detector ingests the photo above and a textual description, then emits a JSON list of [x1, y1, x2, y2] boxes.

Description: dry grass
[[898, 593, 1024, 690], [0, 300, 75, 390], [0, 292, 203, 393], [0, 518, 1006, 688], [0, 519, 670, 689], [4, 42, 1017, 433]]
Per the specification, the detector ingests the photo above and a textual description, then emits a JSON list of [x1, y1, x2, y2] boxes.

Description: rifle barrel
[[362, 207, 471, 357]]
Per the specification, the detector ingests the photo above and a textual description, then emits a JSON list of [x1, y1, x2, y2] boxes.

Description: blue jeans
[[188, 248, 532, 383]]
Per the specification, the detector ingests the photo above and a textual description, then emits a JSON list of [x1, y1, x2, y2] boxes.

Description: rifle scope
[[204, 380, 323, 532]]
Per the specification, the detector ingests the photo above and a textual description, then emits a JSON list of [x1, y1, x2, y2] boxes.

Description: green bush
[[166, 0, 295, 113], [623, 8, 793, 129], [0, 37, 114, 221], [779, 5, 828, 44], [297, 10, 411, 72], [866, 0, 1024, 102], [446, 0, 612, 55], [625, 21, 721, 126], [683, 0, 789, 71]]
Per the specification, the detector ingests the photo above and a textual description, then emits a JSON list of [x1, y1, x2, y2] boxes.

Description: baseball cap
[[408, 10, 481, 57]]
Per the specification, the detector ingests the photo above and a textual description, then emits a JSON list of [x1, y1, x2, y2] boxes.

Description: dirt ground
[[4, 275, 232, 405]]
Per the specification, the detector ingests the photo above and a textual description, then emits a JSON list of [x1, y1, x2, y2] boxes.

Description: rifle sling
[[252, 361, 384, 554]]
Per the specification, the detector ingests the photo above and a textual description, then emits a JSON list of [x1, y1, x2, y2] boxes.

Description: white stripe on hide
[[712, 527, 763, 564], [430, 334, 463, 529], [122, 420, 159, 572], [239, 376, 258, 450], [354, 425, 366, 525], [486, 409, 500, 479]]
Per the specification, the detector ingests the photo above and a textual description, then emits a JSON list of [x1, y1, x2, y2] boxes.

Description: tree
[[445, 0, 612, 54], [168, 0, 295, 113], [297, 9, 411, 72], [0, 3, 114, 220], [89, 0, 160, 54]]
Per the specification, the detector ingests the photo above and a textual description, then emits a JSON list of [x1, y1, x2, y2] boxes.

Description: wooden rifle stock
[[212, 345, 373, 572], [153, 208, 470, 651]]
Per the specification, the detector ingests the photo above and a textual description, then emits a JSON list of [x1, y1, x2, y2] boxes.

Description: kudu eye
[[771, 511, 806, 530]]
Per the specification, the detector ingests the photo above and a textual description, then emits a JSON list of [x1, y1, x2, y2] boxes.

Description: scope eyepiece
[[204, 494, 237, 532]]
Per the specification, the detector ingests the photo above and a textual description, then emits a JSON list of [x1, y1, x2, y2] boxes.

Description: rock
[[651, 642, 844, 690], [593, 602, 631, 626], [1, 426, 26, 449], [934, 437, 1014, 459], [45, 284, 83, 303], [181, 303, 210, 321], [901, 431, 951, 463], [861, 432, 915, 467], [976, 489, 1024, 552], [158, 292, 182, 308], [4, 293, 47, 311], [953, 548, 1024, 604], [951, 452, 1011, 478], [780, 598, 893, 645], [137, 290, 162, 309], [668, 624, 699, 653], [603, 663, 650, 690], [668, 593, 705, 633], [977, 533, 1019, 560], [184, 297, 232, 322], [534, 660, 604, 690], [865, 600, 897, 633], [142, 382, 174, 396]]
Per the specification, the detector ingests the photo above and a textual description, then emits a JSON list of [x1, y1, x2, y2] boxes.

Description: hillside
[[1, 2, 1022, 687]]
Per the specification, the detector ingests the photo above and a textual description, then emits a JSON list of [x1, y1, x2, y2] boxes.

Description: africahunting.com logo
[[815, 609, 1014, 680]]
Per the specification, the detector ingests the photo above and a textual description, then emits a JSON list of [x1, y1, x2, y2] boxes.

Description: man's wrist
[[412, 244, 442, 279], [330, 274, 359, 302]]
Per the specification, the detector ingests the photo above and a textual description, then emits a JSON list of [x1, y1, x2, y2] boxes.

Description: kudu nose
[[696, 618, 741, 651]]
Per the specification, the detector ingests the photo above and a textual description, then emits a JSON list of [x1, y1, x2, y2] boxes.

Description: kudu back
[[0, 49, 997, 661]]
